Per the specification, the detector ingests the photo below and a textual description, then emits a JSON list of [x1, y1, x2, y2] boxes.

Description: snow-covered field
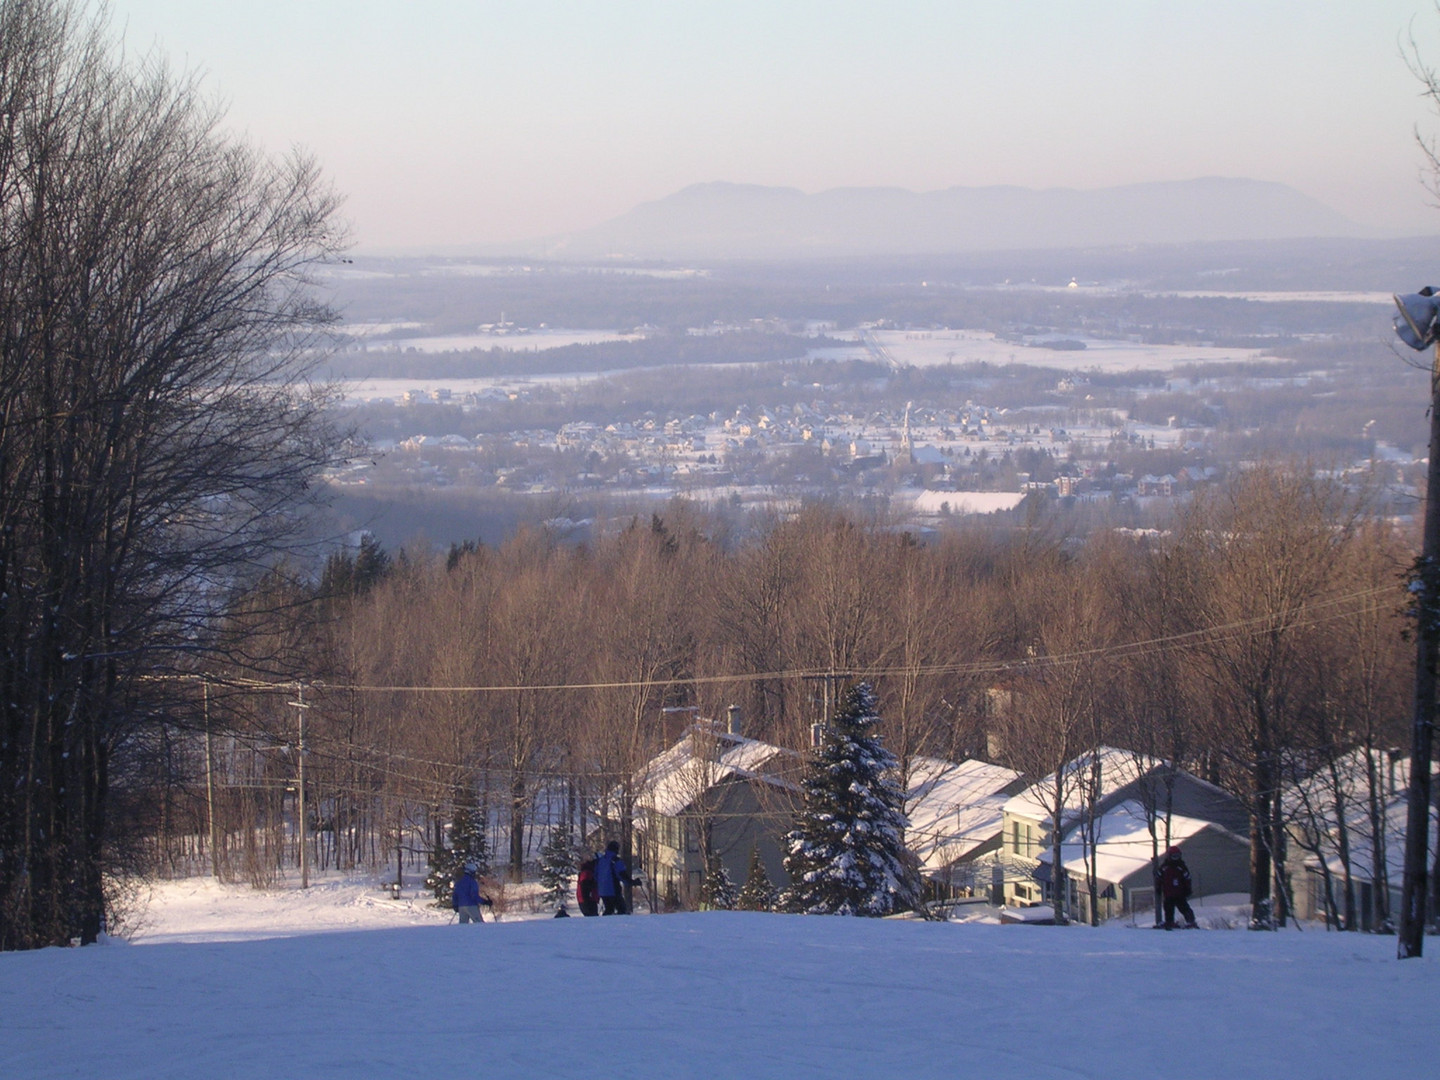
[[337, 374, 598, 403], [871, 329, 1269, 374], [369, 329, 642, 354], [2, 875, 1435, 1080]]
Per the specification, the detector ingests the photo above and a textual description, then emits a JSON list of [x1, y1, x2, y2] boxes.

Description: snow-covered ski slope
[[2, 877, 1435, 1080]]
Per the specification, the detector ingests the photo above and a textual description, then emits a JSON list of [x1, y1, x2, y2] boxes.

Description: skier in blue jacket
[[595, 841, 631, 915], [452, 862, 492, 923]]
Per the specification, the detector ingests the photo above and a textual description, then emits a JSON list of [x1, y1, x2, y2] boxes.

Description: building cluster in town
[[623, 709, 1424, 928], [329, 385, 1261, 525]]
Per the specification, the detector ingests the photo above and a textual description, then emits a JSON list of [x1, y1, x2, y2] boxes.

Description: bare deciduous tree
[[0, 0, 343, 948]]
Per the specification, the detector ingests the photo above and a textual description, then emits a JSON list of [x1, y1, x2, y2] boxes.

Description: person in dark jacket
[[452, 861, 493, 924], [595, 841, 631, 915], [1158, 846, 1198, 929], [576, 856, 599, 917]]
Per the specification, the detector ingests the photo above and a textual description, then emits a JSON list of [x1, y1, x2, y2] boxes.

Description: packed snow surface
[[2, 876, 1436, 1079]]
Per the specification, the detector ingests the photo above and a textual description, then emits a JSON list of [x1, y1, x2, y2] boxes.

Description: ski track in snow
[[0, 876, 1436, 1079]]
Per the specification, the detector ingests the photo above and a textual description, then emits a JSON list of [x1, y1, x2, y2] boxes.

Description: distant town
[[313, 250, 1430, 549]]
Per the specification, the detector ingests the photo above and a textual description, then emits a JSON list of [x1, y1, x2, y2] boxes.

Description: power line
[[157, 582, 1396, 696]]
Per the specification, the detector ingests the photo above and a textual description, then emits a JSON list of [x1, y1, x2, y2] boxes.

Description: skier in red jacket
[[576, 856, 599, 917], [1158, 846, 1198, 929]]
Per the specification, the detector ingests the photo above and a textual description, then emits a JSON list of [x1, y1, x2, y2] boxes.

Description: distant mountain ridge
[[542, 178, 1373, 260]]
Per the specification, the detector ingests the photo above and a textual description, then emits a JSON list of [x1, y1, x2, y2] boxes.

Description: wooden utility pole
[[804, 670, 849, 728], [289, 684, 311, 889], [204, 681, 219, 879], [1399, 339, 1440, 958]]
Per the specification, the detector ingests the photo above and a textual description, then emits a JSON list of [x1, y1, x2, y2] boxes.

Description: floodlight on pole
[[1392, 288, 1440, 959], [1394, 287, 1440, 350]]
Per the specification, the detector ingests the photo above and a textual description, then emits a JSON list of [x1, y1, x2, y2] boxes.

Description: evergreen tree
[[425, 783, 490, 906], [699, 854, 739, 910], [538, 829, 577, 907], [319, 532, 390, 601], [736, 844, 777, 912], [783, 682, 918, 916]]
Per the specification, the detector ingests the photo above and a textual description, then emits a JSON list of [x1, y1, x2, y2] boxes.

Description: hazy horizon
[[108, 1, 1440, 253]]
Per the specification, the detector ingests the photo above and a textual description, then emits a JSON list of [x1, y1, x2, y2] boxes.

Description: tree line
[[148, 464, 1430, 932]]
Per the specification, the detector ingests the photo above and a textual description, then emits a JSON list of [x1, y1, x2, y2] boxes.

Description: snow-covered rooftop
[[906, 757, 1024, 870], [632, 726, 795, 818], [1283, 747, 1416, 825], [1300, 793, 1439, 884], [1036, 800, 1246, 886], [1004, 745, 1160, 828]]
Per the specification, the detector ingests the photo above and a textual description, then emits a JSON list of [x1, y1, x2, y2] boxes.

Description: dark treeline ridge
[[329, 254, 1390, 345], [144, 466, 1429, 930]]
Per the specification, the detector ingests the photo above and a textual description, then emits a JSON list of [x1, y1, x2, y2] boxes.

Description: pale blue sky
[[107, 1, 1440, 251]]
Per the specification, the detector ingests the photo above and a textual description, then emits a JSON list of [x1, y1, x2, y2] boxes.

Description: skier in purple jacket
[[452, 862, 492, 924], [595, 841, 631, 915]]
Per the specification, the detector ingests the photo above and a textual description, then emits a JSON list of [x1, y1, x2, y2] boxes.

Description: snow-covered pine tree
[[699, 854, 739, 910], [736, 844, 776, 911], [783, 682, 918, 916], [538, 829, 576, 907], [425, 783, 490, 906]]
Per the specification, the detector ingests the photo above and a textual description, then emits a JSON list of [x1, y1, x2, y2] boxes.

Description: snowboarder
[[595, 841, 631, 915], [452, 861, 493, 924], [576, 855, 599, 917], [1158, 846, 1198, 929]]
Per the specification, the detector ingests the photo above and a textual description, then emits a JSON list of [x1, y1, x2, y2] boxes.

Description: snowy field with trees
[[0, 875, 1435, 1080]]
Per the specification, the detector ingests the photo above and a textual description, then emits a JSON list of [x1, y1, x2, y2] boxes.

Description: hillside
[[1, 876, 1433, 1079]]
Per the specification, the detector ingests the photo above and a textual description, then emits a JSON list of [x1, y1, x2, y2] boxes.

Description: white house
[[1287, 752, 1438, 930], [999, 746, 1250, 918], [1037, 801, 1250, 923]]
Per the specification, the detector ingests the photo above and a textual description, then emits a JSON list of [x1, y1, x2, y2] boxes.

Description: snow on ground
[[902, 490, 1029, 516], [871, 329, 1269, 373], [380, 329, 642, 353], [338, 374, 607, 402], [2, 875, 1436, 1080], [341, 328, 640, 353], [128, 876, 455, 944], [1157, 290, 1393, 304]]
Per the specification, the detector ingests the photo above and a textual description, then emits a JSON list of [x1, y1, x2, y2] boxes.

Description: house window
[[685, 823, 699, 853], [1012, 821, 1021, 854]]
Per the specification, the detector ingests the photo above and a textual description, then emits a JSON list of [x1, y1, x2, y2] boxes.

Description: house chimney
[[727, 704, 742, 737]]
